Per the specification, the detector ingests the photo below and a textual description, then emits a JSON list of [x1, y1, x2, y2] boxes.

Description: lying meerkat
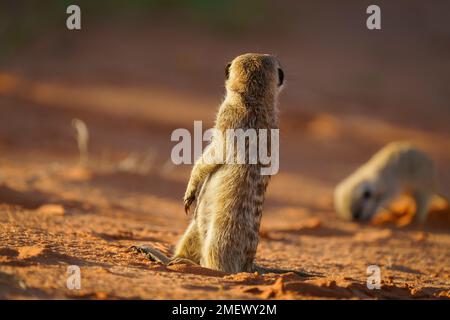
[[133, 53, 312, 277], [334, 141, 445, 224]]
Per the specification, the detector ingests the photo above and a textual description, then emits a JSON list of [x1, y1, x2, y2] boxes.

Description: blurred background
[[0, 0, 449, 299]]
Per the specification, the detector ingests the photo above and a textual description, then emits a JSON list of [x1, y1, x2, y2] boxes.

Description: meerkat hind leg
[[132, 221, 201, 266], [173, 220, 202, 264]]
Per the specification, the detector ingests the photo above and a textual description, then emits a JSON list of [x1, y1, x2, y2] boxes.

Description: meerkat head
[[334, 175, 383, 222], [224, 53, 284, 101]]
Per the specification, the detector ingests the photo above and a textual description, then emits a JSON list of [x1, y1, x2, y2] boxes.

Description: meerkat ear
[[277, 68, 284, 86], [225, 62, 231, 80]]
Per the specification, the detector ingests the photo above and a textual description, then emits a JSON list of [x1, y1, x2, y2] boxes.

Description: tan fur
[[134, 54, 314, 276], [334, 141, 438, 224], [178, 53, 282, 273]]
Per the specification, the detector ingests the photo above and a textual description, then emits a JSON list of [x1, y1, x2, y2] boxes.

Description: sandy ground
[[0, 17, 450, 299]]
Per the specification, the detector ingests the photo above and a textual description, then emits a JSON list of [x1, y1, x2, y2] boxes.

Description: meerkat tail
[[131, 245, 171, 265], [253, 264, 319, 278]]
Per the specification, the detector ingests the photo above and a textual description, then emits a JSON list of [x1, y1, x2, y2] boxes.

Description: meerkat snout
[[350, 180, 380, 221], [334, 177, 380, 222]]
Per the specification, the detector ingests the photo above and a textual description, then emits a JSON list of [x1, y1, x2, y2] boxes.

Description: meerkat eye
[[225, 62, 231, 80], [362, 190, 372, 199], [277, 68, 284, 86]]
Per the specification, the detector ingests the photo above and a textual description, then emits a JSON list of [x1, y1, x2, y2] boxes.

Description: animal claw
[[183, 194, 195, 215]]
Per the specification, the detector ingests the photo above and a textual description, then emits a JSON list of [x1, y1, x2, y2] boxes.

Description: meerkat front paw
[[183, 190, 196, 214]]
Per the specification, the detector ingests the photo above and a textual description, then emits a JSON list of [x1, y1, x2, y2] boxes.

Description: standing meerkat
[[334, 141, 445, 224], [134, 53, 311, 276]]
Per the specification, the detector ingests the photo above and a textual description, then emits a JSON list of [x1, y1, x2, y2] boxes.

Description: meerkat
[[334, 141, 445, 224], [133, 53, 312, 277]]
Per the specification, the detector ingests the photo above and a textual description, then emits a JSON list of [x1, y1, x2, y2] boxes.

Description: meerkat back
[[368, 142, 436, 192], [192, 53, 284, 273]]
